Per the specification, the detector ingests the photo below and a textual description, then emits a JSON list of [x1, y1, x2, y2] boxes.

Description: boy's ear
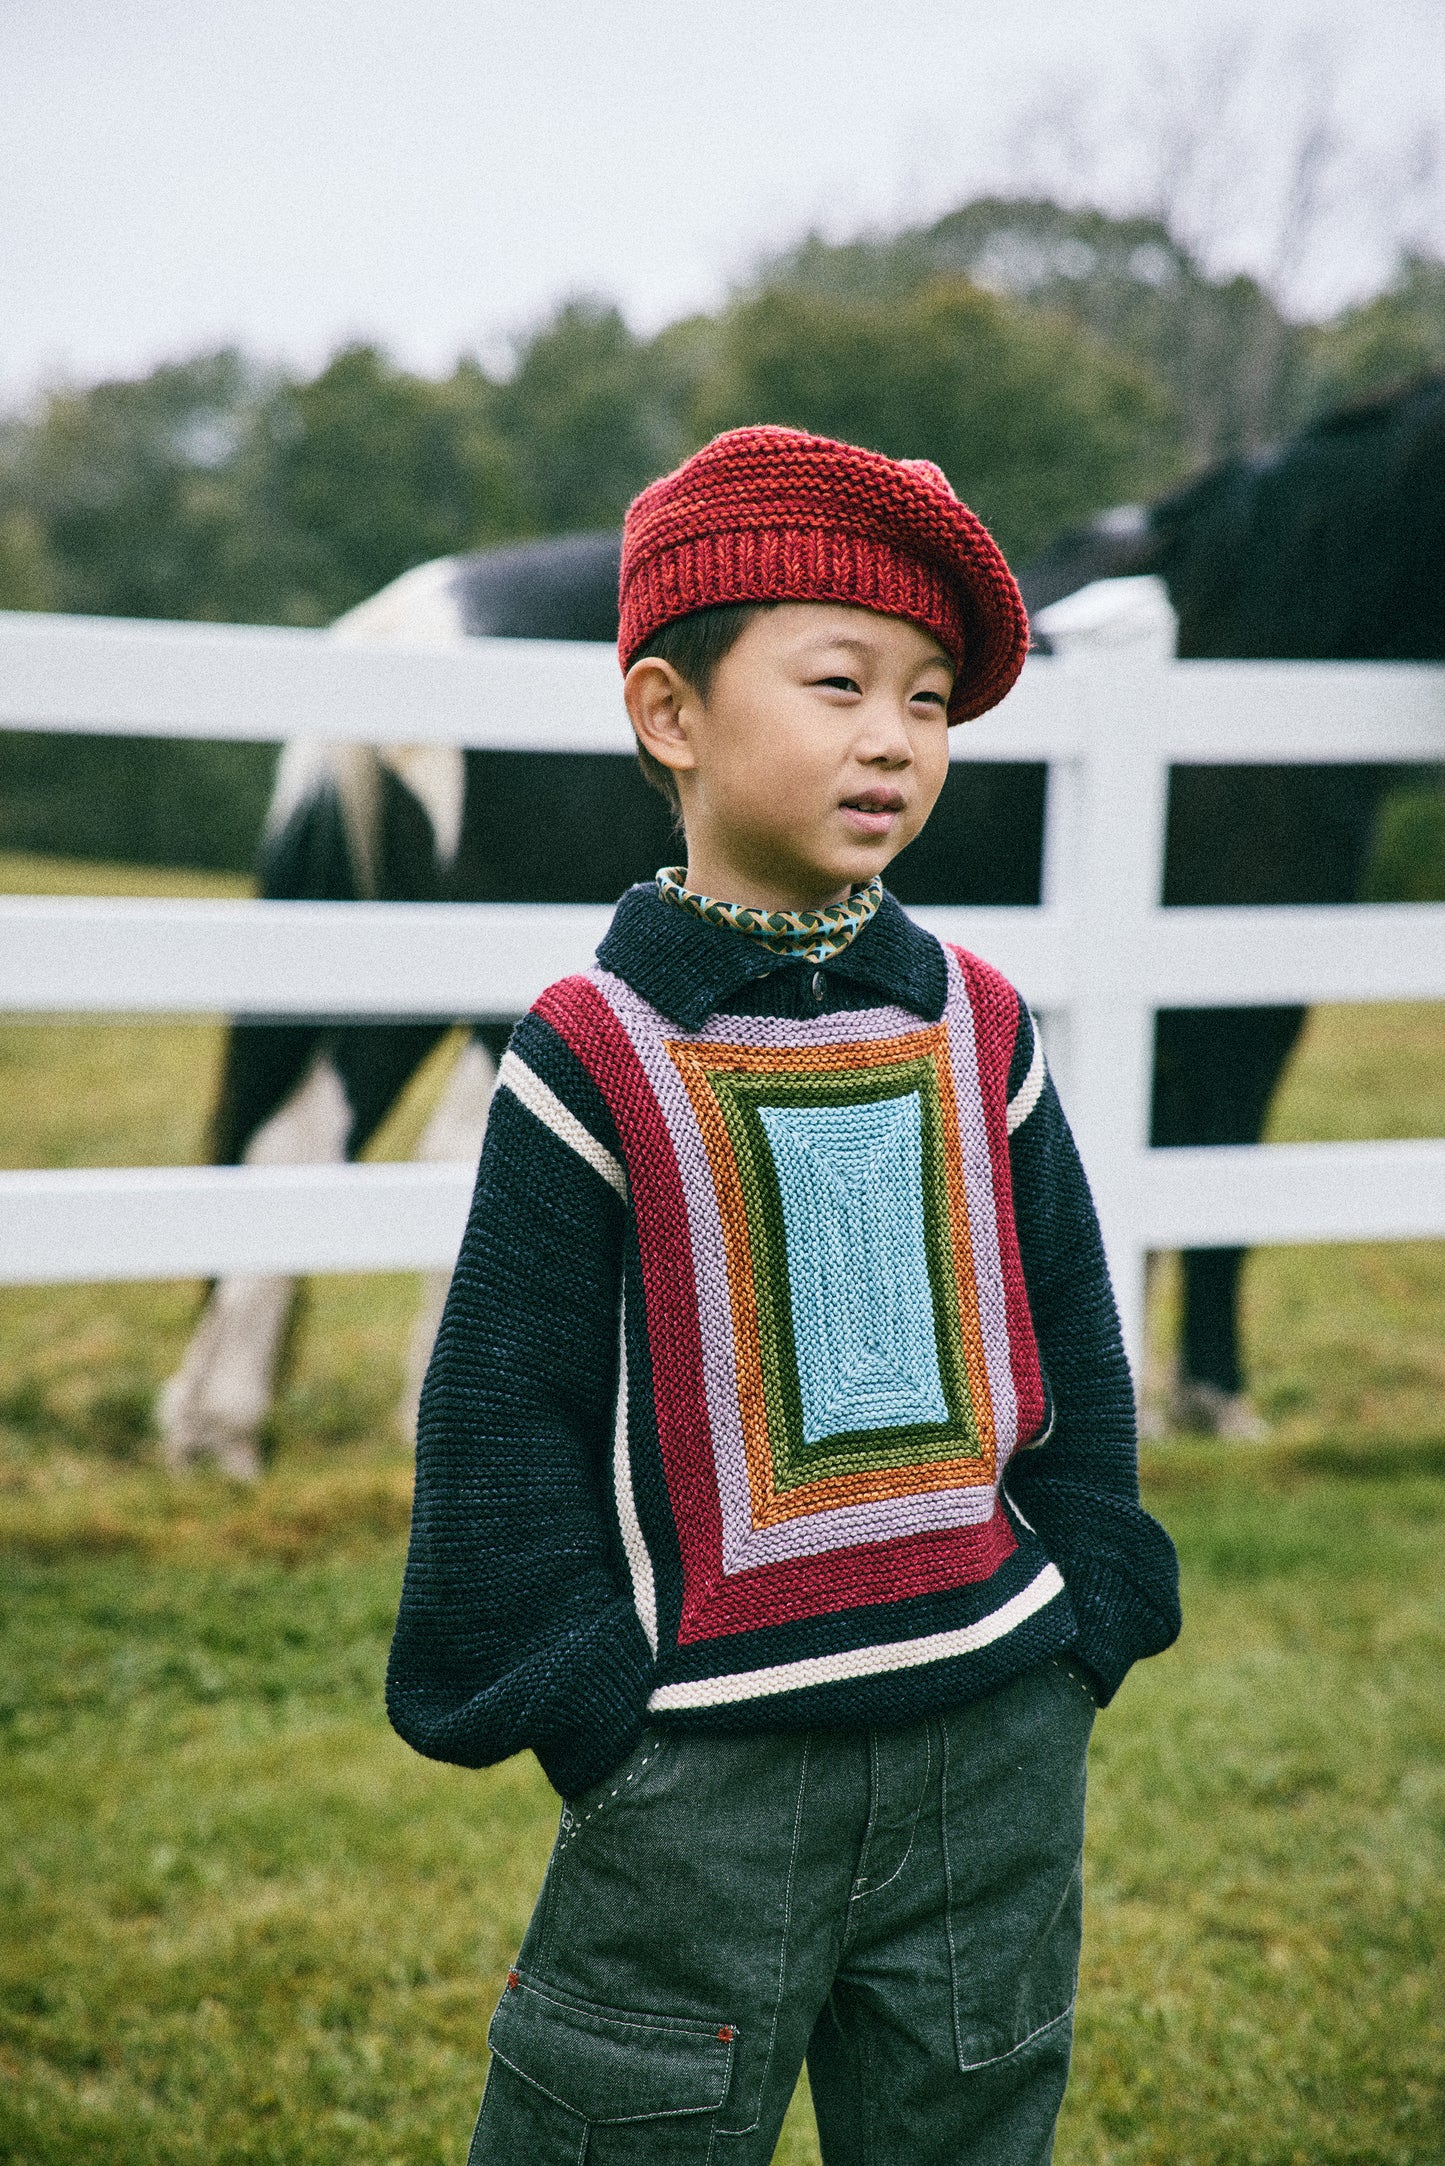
[[624, 657, 699, 777]]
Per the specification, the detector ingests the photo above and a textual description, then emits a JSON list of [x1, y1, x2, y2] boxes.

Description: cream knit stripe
[[1006, 1019, 1046, 1135], [646, 1563, 1068, 1711], [612, 1294, 658, 1655], [496, 1050, 628, 1199]]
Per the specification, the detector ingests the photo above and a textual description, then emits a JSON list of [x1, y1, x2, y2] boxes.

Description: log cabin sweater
[[387, 884, 1181, 1797]]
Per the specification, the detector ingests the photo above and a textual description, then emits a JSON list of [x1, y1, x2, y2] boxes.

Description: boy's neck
[[679, 844, 851, 915]]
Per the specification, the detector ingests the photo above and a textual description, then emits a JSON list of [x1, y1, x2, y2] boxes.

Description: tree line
[[1, 194, 1442, 872], [4, 195, 1442, 631]]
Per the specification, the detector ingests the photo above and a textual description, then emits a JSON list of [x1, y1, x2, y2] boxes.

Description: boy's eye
[[814, 674, 862, 694], [912, 689, 949, 710]]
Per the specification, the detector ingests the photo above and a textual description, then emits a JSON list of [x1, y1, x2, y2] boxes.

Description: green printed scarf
[[656, 867, 883, 964]]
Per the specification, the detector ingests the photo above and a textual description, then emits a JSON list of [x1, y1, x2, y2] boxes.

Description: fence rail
[[2, 897, 1443, 1017], [2, 577, 1443, 1373], [4, 603, 1445, 761]]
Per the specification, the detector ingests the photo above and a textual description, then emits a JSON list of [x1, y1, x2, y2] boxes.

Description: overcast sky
[[4, 0, 1444, 402]]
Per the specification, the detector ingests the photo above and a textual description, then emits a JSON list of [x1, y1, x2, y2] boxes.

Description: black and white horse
[[159, 376, 1445, 1472]]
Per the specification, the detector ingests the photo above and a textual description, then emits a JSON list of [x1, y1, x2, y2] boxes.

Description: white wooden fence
[[2, 578, 1443, 1378]]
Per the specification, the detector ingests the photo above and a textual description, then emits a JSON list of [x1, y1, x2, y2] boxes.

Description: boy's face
[[627, 602, 955, 910]]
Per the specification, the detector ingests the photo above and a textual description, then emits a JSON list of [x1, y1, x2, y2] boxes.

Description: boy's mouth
[[839, 789, 906, 838]]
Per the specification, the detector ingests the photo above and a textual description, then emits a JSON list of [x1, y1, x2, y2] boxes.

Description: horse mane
[[1151, 372, 1445, 662]]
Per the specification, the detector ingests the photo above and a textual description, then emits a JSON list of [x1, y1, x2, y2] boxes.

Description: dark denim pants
[[469, 1657, 1096, 2165]]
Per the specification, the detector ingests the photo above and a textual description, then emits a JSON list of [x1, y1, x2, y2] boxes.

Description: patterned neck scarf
[[656, 867, 883, 964]]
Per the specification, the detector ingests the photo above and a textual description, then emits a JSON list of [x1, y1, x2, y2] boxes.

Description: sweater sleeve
[[385, 1010, 654, 1797], [1001, 1005, 1182, 1703]]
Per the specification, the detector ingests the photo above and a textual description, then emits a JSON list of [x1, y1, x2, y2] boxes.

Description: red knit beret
[[618, 425, 1029, 723]]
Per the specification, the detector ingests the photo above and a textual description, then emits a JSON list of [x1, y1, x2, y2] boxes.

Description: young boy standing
[[387, 426, 1181, 2165]]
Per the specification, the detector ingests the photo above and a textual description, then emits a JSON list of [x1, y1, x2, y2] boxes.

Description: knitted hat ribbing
[[618, 426, 1030, 723]]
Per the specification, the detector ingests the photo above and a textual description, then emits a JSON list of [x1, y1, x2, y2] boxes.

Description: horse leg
[[1173, 1248, 1268, 1439], [399, 1033, 500, 1440], [157, 1051, 353, 1477], [1152, 1005, 1308, 1437]]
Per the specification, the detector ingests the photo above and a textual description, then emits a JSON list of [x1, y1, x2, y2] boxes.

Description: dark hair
[[627, 601, 776, 812]]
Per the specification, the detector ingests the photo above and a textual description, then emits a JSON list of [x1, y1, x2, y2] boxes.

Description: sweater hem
[[644, 1565, 1077, 1735]]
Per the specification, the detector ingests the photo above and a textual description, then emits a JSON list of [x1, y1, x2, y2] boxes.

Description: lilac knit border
[[591, 967, 1012, 1576]]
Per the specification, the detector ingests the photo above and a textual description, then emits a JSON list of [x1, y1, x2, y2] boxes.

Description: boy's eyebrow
[[799, 635, 955, 672]]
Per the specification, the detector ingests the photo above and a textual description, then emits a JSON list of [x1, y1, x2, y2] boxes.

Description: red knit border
[[534, 973, 727, 1593], [537, 971, 1019, 1647], [949, 949, 1048, 1443]]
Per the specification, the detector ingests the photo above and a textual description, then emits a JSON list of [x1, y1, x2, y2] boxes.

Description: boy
[[387, 426, 1181, 2165]]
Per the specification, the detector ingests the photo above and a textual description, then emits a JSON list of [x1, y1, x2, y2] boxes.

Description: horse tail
[[209, 742, 382, 1165]]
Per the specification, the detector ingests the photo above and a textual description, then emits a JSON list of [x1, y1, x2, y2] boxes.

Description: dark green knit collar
[[596, 881, 948, 1033]]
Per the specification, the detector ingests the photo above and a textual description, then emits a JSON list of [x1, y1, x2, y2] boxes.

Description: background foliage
[[6, 195, 1442, 631], [1, 193, 1443, 870]]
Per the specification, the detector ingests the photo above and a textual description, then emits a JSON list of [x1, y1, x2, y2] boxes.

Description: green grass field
[[2, 854, 1443, 2164]]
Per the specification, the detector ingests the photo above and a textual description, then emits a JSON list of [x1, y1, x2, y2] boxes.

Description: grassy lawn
[[3, 1444, 1441, 2165], [2, 853, 1443, 2162]]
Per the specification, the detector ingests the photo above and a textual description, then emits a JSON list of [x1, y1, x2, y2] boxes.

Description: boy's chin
[[823, 843, 896, 888], [828, 855, 891, 889], [755, 832, 895, 901]]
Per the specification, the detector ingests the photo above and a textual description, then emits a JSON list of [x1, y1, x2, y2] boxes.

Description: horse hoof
[[1136, 1395, 1169, 1441], [214, 1439, 263, 1481], [1172, 1380, 1270, 1441], [156, 1376, 263, 1480]]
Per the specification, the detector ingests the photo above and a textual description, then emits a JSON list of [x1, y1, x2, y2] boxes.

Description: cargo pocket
[[469, 1973, 736, 2166]]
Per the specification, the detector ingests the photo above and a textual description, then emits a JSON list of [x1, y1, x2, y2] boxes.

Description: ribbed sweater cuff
[[1064, 1559, 1181, 1706], [534, 1608, 656, 1798]]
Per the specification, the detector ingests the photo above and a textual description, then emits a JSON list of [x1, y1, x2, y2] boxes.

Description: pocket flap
[[487, 1976, 734, 2123]]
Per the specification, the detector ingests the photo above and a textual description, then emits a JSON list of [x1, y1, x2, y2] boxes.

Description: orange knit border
[[666, 1027, 997, 1532]]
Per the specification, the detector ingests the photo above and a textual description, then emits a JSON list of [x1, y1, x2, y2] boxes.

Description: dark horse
[[1025, 372, 1445, 1425], [159, 377, 1445, 1471]]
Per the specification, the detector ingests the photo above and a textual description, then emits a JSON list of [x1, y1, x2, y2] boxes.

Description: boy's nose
[[858, 707, 914, 763]]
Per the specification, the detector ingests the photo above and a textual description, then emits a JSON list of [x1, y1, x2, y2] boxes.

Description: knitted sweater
[[387, 885, 1181, 1796]]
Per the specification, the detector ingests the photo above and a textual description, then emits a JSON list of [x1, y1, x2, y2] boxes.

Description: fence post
[[1032, 578, 1179, 1384]]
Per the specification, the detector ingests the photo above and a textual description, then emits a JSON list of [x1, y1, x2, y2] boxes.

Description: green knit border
[[706, 1058, 987, 1492]]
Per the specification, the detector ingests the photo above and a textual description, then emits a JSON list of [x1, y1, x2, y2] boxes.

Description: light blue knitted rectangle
[[757, 1091, 949, 1446]]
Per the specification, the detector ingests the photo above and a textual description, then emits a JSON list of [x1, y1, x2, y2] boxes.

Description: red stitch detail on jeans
[[717, 2025, 735, 2042], [506, 1969, 519, 1990]]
